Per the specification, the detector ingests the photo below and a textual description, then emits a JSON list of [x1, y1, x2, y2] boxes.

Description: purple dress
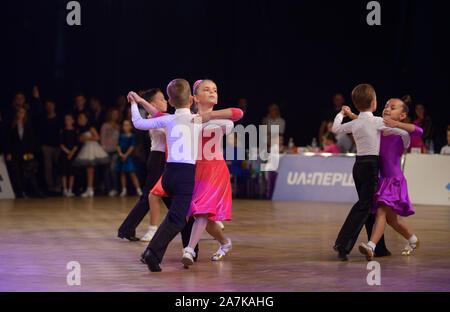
[[373, 125, 423, 217]]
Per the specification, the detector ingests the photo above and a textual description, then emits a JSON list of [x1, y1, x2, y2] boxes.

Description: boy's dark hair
[[74, 92, 85, 98], [351, 84, 376, 111], [166, 79, 191, 108], [326, 133, 337, 143], [142, 88, 162, 102]]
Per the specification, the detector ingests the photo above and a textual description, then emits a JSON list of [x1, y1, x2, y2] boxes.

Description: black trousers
[[118, 151, 166, 236], [147, 163, 196, 263], [335, 155, 387, 254]]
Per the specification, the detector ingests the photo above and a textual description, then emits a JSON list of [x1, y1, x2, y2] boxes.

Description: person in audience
[[319, 133, 341, 154], [40, 99, 62, 194], [59, 114, 79, 197], [440, 126, 450, 155], [262, 103, 286, 136], [319, 92, 348, 148], [410, 103, 434, 153], [114, 119, 142, 197], [100, 108, 121, 196], [5, 108, 43, 198], [73, 112, 109, 197], [89, 96, 106, 132], [235, 97, 249, 127], [72, 93, 89, 121], [115, 94, 128, 120]]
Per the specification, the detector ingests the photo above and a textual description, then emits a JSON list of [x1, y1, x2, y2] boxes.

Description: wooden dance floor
[[0, 197, 449, 292]]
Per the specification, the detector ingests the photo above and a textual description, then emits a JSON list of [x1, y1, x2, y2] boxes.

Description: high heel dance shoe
[[358, 242, 375, 261], [401, 239, 420, 256], [211, 239, 232, 261]]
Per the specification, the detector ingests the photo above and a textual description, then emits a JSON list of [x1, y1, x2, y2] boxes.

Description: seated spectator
[[320, 133, 341, 154], [440, 126, 450, 155], [319, 92, 347, 148], [262, 102, 286, 137], [5, 108, 43, 198], [409, 103, 434, 153]]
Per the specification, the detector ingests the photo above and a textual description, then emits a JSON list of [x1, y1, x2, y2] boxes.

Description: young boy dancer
[[130, 78, 232, 272], [332, 84, 410, 261]]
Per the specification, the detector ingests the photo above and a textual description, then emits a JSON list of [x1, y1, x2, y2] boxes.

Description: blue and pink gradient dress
[[373, 125, 423, 216]]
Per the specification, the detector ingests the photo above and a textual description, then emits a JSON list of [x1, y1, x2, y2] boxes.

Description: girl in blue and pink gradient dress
[[357, 98, 423, 260]]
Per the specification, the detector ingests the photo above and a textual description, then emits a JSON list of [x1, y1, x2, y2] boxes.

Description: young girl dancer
[[59, 113, 79, 197], [347, 99, 422, 260], [115, 120, 143, 197], [181, 79, 243, 267], [73, 112, 109, 197]]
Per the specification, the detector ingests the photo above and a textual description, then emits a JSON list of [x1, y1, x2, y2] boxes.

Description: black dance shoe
[[374, 249, 392, 257], [117, 232, 140, 241], [333, 245, 348, 261], [142, 248, 162, 272]]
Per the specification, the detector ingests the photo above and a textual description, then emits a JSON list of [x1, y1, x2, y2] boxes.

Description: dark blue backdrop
[[4, 0, 448, 147]]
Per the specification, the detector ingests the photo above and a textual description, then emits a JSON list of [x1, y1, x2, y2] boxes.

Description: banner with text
[[272, 155, 357, 203]]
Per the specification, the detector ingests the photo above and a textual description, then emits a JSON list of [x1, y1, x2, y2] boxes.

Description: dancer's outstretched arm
[[128, 91, 160, 117], [197, 108, 243, 123], [130, 103, 170, 130]]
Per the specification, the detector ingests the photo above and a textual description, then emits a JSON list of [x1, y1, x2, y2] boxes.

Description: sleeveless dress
[[73, 130, 109, 167], [151, 125, 233, 221], [373, 125, 423, 216]]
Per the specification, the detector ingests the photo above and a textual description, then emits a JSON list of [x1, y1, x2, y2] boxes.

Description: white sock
[[148, 225, 157, 231], [368, 241, 376, 251], [122, 188, 126, 192], [88, 187, 93, 192], [408, 234, 418, 244]]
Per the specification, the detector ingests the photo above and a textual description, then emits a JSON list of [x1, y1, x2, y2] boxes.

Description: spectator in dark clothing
[[40, 99, 62, 193], [72, 93, 90, 121], [89, 96, 106, 132], [319, 93, 349, 148], [115, 94, 128, 122], [5, 107, 43, 198]]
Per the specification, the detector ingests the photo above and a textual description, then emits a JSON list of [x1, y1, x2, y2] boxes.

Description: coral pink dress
[[151, 109, 242, 221], [151, 127, 233, 221], [187, 129, 232, 221]]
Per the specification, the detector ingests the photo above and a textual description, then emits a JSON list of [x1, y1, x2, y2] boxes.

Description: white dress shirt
[[131, 104, 233, 164], [149, 128, 166, 153], [332, 112, 410, 156]]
